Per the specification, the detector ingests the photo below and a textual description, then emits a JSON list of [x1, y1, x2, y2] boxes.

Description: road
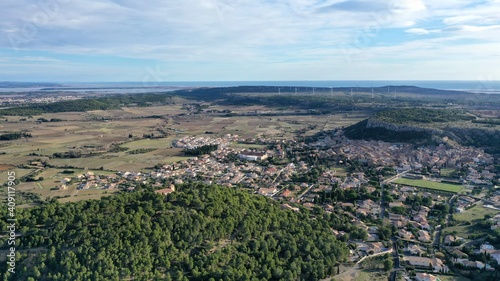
[[296, 184, 315, 200], [382, 170, 410, 185], [380, 170, 410, 218], [389, 236, 401, 281]]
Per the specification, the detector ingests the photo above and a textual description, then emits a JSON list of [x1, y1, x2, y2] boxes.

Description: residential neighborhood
[[44, 131, 500, 281]]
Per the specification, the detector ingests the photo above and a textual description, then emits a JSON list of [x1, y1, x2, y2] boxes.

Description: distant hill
[[177, 85, 475, 99]]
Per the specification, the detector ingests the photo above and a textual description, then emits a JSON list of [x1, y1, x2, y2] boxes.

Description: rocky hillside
[[345, 108, 500, 154]]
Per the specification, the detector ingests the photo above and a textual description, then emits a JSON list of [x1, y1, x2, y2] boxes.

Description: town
[[47, 130, 500, 281]]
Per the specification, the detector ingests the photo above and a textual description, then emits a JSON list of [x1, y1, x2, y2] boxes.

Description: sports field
[[393, 178, 464, 193]]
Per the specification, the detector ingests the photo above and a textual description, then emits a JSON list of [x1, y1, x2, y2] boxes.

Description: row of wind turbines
[[276, 86, 399, 99]]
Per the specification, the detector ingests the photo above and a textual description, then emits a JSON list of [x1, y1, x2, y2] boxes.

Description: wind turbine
[[371, 87, 374, 99]]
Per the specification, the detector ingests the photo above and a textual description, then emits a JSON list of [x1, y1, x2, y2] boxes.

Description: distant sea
[[1, 80, 500, 94]]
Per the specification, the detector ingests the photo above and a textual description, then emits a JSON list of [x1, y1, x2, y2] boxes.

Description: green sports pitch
[[393, 178, 464, 193]]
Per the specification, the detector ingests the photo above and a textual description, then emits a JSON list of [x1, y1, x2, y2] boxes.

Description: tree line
[[184, 144, 219, 156]]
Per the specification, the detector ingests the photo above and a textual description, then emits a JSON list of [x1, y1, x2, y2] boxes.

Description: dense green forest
[[0, 184, 350, 281], [0, 93, 174, 116], [375, 108, 475, 124]]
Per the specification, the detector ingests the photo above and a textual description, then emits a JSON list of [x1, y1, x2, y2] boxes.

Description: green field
[[122, 138, 173, 149], [443, 203, 499, 240], [440, 168, 457, 177], [393, 178, 464, 193], [453, 204, 500, 222]]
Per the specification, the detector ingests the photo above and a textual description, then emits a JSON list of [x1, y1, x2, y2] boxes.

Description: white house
[[239, 152, 268, 161]]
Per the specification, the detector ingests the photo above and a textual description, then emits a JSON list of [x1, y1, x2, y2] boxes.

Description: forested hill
[[0, 184, 351, 281]]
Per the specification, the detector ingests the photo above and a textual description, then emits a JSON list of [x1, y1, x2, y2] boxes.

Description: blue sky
[[1, 0, 500, 82]]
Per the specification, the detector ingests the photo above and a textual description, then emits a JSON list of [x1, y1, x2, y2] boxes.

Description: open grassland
[[332, 269, 390, 281], [122, 138, 174, 149], [453, 203, 500, 222], [393, 178, 464, 193], [0, 168, 35, 181], [440, 168, 457, 177], [443, 203, 499, 239], [329, 166, 349, 177], [444, 223, 487, 239]]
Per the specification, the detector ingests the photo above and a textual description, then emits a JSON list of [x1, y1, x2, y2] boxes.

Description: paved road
[[296, 184, 315, 200], [382, 170, 410, 185]]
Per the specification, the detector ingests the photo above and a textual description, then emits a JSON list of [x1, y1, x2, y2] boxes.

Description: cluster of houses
[[455, 196, 478, 213], [390, 204, 432, 236], [466, 167, 496, 186], [437, 243, 499, 271], [75, 171, 117, 190], [52, 132, 500, 280], [0, 94, 80, 107], [312, 132, 494, 169], [171, 134, 239, 149], [403, 256, 449, 273], [354, 199, 380, 219]]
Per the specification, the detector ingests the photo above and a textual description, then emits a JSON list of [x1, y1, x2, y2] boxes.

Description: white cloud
[[405, 28, 431, 35], [18, 56, 63, 62], [0, 0, 500, 80], [392, 0, 427, 12]]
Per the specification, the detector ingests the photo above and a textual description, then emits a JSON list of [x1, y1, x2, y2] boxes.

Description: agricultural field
[[0, 103, 366, 203], [0, 105, 366, 171], [393, 178, 464, 193], [5, 168, 119, 202]]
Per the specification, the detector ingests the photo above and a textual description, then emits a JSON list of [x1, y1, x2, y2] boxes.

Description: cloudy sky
[[1, 0, 500, 82]]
